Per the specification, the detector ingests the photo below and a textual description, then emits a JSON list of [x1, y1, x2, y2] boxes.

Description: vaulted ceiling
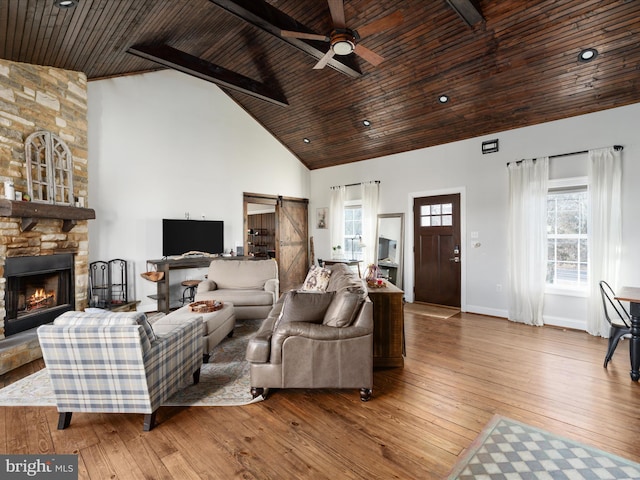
[[1, 0, 639, 170]]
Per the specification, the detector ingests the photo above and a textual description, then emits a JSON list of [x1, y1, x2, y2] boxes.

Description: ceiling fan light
[[54, 0, 78, 8], [332, 40, 354, 56]]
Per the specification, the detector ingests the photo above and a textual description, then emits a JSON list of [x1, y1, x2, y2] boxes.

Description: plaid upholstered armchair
[[37, 311, 203, 431]]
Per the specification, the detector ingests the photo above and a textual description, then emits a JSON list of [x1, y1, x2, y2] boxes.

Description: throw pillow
[[300, 265, 332, 292], [323, 290, 364, 327], [274, 290, 335, 330]]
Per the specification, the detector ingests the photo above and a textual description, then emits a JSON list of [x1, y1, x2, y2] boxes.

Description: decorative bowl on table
[[189, 300, 223, 312], [367, 279, 386, 288], [140, 271, 164, 282]]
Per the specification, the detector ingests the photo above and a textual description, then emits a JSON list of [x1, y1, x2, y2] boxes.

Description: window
[[24, 131, 74, 205], [419, 202, 453, 226], [344, 206, 363, 260], [546, 183, 588, 289]]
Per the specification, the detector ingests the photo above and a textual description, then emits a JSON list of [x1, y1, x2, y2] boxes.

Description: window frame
[[545, 176, 589, 298], [343, 201, 364, 261]]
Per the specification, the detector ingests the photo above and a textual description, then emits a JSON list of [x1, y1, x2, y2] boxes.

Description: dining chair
[[599, 280, 632, 368]]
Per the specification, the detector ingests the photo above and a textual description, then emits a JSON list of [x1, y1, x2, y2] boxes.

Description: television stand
[[146, 257, 213, 313]]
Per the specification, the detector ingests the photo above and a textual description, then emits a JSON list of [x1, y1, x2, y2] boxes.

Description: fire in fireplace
[[4, 254, 74, 336]]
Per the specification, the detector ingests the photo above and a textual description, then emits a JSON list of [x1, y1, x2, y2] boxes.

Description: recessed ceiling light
[[438, 95, 449, 104], [54, 0, 78, 8], [362, 120, 371, 127], [303, 138, 311, 144], [578, 48, 598, 62]]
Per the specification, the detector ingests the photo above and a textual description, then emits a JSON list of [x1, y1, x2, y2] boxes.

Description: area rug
[[447, 415, 640, 479], [0, 318, 264, 407]]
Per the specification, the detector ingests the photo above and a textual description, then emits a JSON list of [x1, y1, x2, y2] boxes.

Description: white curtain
[[586, 147, 622, 336], [329, 186, 346, 258], [361, 181, 380, 267], [507, 157, 549, 326]]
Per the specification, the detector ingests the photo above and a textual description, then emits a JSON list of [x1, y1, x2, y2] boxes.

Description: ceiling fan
[[280, 0, 403, 70]]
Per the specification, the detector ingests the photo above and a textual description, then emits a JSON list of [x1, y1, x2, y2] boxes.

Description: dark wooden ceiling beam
[[446, 0, 484, 26], [127, 44, 288, 107], [207, 0, 362, 78]]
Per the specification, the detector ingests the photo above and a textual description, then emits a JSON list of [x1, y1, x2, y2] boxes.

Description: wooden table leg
[[629, 302, 640, 381]]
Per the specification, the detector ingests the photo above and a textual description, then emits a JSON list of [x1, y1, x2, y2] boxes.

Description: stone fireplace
[[0, 59, 91, 373]]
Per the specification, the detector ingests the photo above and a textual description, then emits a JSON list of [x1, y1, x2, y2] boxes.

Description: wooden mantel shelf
[[0, 199, 96, 232]]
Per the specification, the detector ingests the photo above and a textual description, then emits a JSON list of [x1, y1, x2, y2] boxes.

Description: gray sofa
[[245, 263, 373, 401], [195, 258, 279, 320]]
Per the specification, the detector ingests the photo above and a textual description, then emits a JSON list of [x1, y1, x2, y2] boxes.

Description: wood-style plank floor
[[1, 304, 639, 479]]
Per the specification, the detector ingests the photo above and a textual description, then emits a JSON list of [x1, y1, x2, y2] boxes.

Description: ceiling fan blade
[[327, 0, 346, 28], [313, 48, 336, 69], [354, 43, 384, 66], [355, 11, 404, 38], [280, 30, 330, 42]]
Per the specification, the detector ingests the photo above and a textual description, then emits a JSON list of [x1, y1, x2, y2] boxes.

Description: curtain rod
[[330, 180, 380, 189], [506, 145, 623, 167]]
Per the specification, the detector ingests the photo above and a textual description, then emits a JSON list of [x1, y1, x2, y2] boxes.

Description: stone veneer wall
[[0, 59, 89, 366]]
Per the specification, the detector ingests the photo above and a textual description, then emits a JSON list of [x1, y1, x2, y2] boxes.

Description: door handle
[[449, 256, 460, 263]]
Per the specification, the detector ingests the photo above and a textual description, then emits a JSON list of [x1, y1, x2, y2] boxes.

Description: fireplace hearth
[[4, 254, 74, 337]]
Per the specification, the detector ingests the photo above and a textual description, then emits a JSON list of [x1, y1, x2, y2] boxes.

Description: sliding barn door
[[277, 197, 309, 293]]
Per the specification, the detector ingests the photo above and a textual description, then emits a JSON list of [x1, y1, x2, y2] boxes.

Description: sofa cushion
[[300, 265, 332, 292], [207, 259, 277, 290], [196, 289, 273, 306], [323, 290, 364, 327], [274, 290, 335, 330]]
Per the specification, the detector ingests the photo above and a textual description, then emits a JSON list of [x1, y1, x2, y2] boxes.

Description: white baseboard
[[542, 315, 586, 331], [464, 305, 587, 332], [465, 305, 508, 319]]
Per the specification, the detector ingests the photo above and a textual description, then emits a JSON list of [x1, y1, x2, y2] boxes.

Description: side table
[[367, 282, 404, 368]]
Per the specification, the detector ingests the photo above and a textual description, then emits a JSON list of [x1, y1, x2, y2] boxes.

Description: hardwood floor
[[2, 305, 639, 479]]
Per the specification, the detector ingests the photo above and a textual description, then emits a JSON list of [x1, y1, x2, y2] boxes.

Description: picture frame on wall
[[316, 207, 328, 229]]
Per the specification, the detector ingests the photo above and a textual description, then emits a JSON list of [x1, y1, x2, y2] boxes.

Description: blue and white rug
[[448, 415, 640, 479]]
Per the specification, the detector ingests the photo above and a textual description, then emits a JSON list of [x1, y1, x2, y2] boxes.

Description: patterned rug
[[0, 318, 264, 407], [447, 415, 640, 479]]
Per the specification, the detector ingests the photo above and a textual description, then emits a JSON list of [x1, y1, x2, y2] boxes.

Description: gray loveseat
[[245, 263, 373, 401], [195, 258, 279, 320]]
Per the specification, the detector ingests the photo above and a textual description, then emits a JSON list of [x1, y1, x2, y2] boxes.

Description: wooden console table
[[367, 282, 404, 368], [147, 257, 213, 313]]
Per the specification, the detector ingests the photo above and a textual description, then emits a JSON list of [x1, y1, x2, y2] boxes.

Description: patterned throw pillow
[[300, 265, 332, 292]]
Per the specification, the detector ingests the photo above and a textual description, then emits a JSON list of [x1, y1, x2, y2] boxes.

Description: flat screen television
[[162, 219, 224, 257]]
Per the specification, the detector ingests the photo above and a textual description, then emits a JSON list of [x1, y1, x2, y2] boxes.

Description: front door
[[413, 194, 461, 307]]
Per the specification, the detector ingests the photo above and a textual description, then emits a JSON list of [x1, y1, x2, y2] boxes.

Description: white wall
[[310, 103, 640, 331], [86, 69, 640, 328], [87, 70, 309, 310]]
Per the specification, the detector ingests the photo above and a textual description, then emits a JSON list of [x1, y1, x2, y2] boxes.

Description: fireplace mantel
[[0, 199, 95, 232]]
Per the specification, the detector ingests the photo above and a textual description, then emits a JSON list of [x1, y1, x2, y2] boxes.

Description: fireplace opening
[[4, 254, 74, 337]]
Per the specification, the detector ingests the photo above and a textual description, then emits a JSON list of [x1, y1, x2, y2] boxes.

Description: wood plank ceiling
[[1, 0, 639, 170]]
